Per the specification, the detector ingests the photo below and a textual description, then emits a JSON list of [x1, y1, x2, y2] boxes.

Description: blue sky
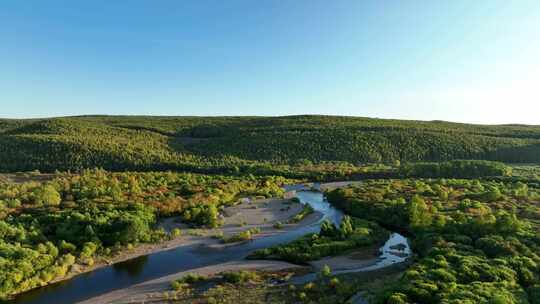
[[1, 1, 539, 124]]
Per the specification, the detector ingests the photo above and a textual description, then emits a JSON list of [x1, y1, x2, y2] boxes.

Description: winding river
[[11, 183, 410, 304]]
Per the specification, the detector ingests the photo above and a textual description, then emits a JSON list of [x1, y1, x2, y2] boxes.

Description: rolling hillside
[[1, 115, 539, 173]]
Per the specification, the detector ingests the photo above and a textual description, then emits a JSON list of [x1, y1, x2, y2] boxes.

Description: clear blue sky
[[1, 1, 539, 124]]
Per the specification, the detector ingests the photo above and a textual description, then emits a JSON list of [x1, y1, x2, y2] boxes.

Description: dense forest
[[0, 169, 288, 299], [326, 178, 540, 303], [1, 115, 540, 303], [1, 116, 540, 174]]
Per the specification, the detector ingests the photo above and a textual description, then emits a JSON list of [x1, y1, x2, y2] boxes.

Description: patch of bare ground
[[319, 181, 362, 191], [309, 245, 381, 271], [0, 172, 58, 184], [222, 198, 304, 227]]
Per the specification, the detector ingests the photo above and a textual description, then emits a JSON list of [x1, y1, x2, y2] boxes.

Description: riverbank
[[34, 197, 321, 298], [76, 182, 354, 303], [78, 260, 306, 304], [79, 243, 406, 304], [77, 183, 406, 304], [75, 195, 325, 304], [12, 181, 389, 304]]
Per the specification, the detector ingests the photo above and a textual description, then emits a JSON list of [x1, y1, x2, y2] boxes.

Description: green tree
[[339, 215, 354, 239], [35, 185, 61, 206], [409, 195, 432, 229], [320, 219, 337, 237], [320, 264, 331, 278]]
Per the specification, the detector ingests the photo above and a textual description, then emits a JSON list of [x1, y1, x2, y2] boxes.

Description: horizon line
[[1, 114, 538, 127]]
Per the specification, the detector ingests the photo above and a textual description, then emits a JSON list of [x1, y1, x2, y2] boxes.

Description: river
[[11, 184, 409, 304]]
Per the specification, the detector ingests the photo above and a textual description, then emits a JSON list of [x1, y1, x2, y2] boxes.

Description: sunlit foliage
[[0, 169, 288, 299], [327, 178, 540, 303]]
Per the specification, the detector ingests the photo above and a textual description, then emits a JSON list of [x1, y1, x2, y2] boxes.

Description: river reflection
[[112, 255, 149, 277]]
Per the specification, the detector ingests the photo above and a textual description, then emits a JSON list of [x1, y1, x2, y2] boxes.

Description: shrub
[[170, 228, 182, 238], [222, 270, 259, 284], [178, 273, 207, 284]]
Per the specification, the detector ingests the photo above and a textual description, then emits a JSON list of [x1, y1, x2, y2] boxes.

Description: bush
[[221, 228, 261, 243], [328, 277, 340, 288], [177, 273, 207, 284], [289, 205, 314, 223], [222, 270, 259, 284], [170, 228, 182, 238]]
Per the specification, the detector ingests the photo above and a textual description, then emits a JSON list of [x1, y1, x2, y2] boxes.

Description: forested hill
[[0, 115, 539, 173]]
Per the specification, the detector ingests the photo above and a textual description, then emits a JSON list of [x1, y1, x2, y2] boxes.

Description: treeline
[[1, 116, 540, 174], [326, 178, 540, 303], [250, 216, 388, 263], [399, 160, 512, 178], [0, 169, 288, 298]]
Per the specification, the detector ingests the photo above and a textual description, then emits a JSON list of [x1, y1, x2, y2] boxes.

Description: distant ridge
[[0, 115, 539, 173]]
